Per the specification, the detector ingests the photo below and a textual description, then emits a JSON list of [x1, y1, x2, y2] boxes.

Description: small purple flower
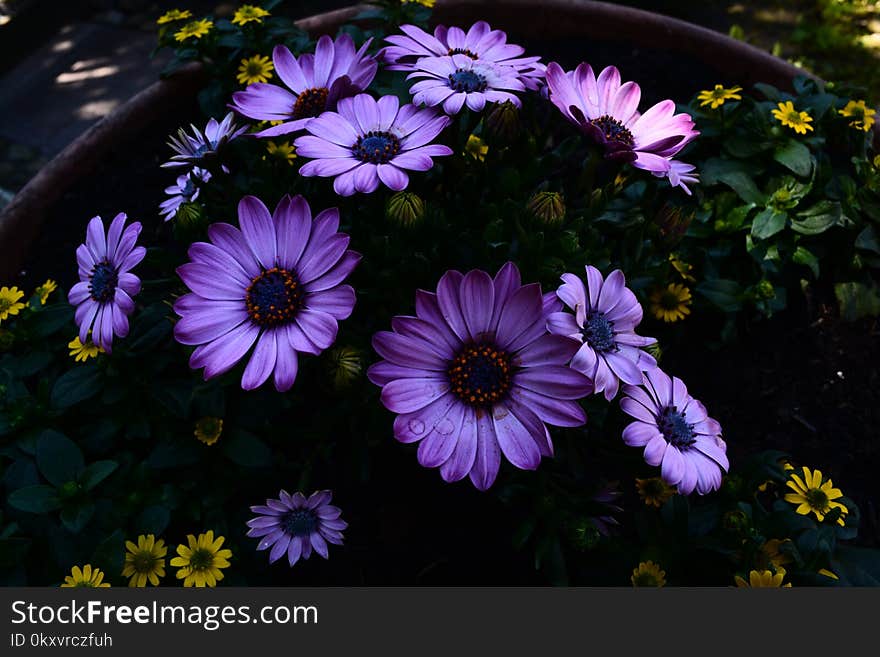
[[159, 167, 211, 221], [163, 112, 247, 169], [367, 262, 592, 490], [620, 368, 729, 495], [547, 266, 657, 401], [293, 93, 453, 196], [230, 35, 377, 138], [68, 213, 145, 352], [381, 22, 545, 90], [246, 490, 347, 567], [174, 194, 361, 391], [407, 54, 525, 115], [656, 160, 699, 195], [545, 62, 698, 177]]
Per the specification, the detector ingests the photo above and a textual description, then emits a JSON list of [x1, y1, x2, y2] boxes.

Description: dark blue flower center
[[352, 131, 401, 164], [448, 69, 487, 93], [658, 406, 695, 449], [448, 342, 512, 407], [582, 311, 616, 353], [589, 114, 635, 147], [293, 87, 329, 120], [245, 267, 302, 327], [447, 47, 478, 58], [89, 260, 119, 303], [283, 509, 318, 537]]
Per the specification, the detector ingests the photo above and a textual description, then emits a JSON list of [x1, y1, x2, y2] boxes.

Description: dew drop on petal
[[408, 419, 426, 436]]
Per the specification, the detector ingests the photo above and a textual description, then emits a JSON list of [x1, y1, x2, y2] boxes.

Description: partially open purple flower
[[162, 112, 247, 169], [159, 167, 211, 221], [620, 368, 728, 495], [247, 490, 347, 567], [381, 22, 545, 90], [407, 54, 525, 115], [293, 93, 453, 196], [545, 62, 698, 177], [230, 35, 377, 138], [367, 262, 592, 490], [656, 160, 699, 195], [68, 213, 145, 352], [174, 195, 361, 391], [547, 266, 657, 401]]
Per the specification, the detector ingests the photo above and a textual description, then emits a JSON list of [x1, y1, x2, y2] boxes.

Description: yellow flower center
[[189, 548, 215, 571]]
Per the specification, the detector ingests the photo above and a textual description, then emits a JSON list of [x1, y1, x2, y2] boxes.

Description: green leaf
[[791, 201, 840, 235], [792, 246, 820, 278], [60, 501, 94, 534], [50, 364, 103, 409], [8, 485, 61, 513], [91, 530, 125, 579], [222, 429, 273, 468], [136, 505, 170, 535], [835, 281, 880, 321], [11, 351, 52, 378], [701, 158, 766, 204], [79, 460, 118, 490], [773, 138, 813, 177], [751, 208, 787, 239], [30, 304, 74, 337], [855, 225, 880, 254], [36, 430, 84, 487], [697, 279, 743, 312]]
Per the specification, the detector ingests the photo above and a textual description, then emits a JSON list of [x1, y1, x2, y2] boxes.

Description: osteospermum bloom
[[237, 54, 274, 85], [636, 477, 675, 508], [784, 467, 849, 526], [174, 195, 360, 391], [621, 368, 729, 495], [68, 336, 105, 362], [230, 35, 377, 138], [407, 54, 525, 115], [649, 283, 691, 322], [547, 266, 657, 401], [367, 262, 592, 490], [631, 561, 665, 587], [735, 568, 791, 588], [0, 286, 25, 323], [294, 93, 453, 196], [247, 490, 347, 567], [122, 535, 167, 587], [174, 18, 213, 42], [838, 99, 876, 132], [34, 279, 57, 305], [68, 213, 145, 352], [771, 101, 814, 134], [545, 62, 698, 176], [61, 564, 110, 588], [159, 167, 211, 221], [697, 84, 742, 109], [157, 9, 191, 25], [163, 113, 247, 169], [381, 21, 545, 90], [232, 4, 270, 26], [170, 531, 231, 587]]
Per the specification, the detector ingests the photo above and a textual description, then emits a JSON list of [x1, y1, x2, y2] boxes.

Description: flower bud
[[386, 191, 425, 228], [485, 100, 521, 141], [527, 191, 566, 226]]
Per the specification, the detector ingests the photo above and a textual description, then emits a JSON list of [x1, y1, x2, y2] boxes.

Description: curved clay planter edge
[[0, 0, 819, 279]]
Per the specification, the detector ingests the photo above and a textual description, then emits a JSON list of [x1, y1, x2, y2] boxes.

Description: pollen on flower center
[[805, 487, 829, 510], [292, 87, 329, 119], [658, 406, 695, 449], [352, 131, 401, 163], [189, 548, 215, 570], [245, 267, 303, 327], [589, 114, 635, 146], [448, 68, 487, 93], [583, 311, 616, 352], [89, 261, 119, 302], [283, 509, 318, 537], [448, 342, 512, 407], [448, 47, 478, 58]]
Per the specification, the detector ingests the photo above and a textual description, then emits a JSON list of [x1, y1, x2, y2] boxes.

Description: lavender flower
[[174, 195, 361, 391], [547, 266, 657, 401], [68, 213, 145, 352], [407, 54, 525, 115], [293, 93, 453, 196], [247, 490, 347, 567], [655, 160, 699, 196], [230, 35, 377, 138], [620, 368, 728, 495], [163, 112, 247, 169], [381, 22, 545, 90], [159, 167, 211, 221], [367, 262, 592, 490], [545, 62, 698, 178]]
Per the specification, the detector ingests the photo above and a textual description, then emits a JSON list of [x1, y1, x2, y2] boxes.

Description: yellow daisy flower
[[631, 561, 666, 587], [157, 8, 192, 24], [760, 538, 793, 568], [734, 568, 791, 588], [649, 283, 692, 322], [784, 466, 848, 526], [194, 417, 224, 445], [232, 4, 270, 26], [122, 534, 167, 587], [174, 19, 214, 42], [818, 568, 839, 580], [0, 286, 26, 323], [635, 477, 675, 508], [61, 564, 111, 588], [264, 141, 297, 165], [668, 253, 696, 282], [170, 531, 232, 587], [33, 279, 58, 305], [68, 336, 105, 362], [838, 99, 876, 132], [771, 101, 814, 134], [402, 0, 436, 6], [464, 134, 488, 161], [237, 54, 274, 85], [697, 84, 742, 110]]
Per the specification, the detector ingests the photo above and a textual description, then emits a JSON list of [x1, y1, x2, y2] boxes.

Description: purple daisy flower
[[547, 266, 657, 402], [173, 194, 361, 391], [68, 213, 145, 352], [545, 62, 698, 176], [655, 160, 699, 195], [162, 112, 247, 169], [246, 490, 347, 567], [293, 93, 453, 196], [230, 35, 377, 138], [367, 262, 592, 490], [159, 167, 211, 221], [620, 368, 729, 495], [380, 22, 545, 90], [407, 54, 526, 115]]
